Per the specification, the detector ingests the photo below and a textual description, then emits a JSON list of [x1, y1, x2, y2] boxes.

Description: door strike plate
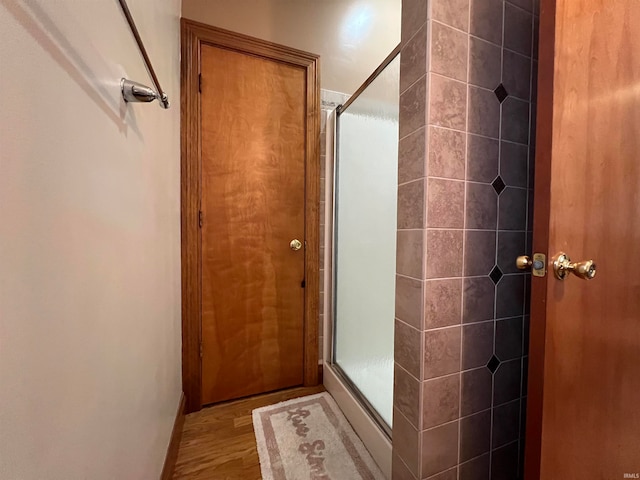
[[532, 253, 546, 277]]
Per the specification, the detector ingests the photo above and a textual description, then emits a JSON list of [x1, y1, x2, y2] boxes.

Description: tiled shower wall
[[319, 89, 350, 363], [392, 1, 538, 479]]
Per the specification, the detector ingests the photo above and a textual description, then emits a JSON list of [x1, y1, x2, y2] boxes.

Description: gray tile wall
[[393, 1, 538, 479]]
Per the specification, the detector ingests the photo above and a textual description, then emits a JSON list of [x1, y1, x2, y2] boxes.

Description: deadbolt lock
[[516, 253, 546, 277], [552, 252, 596, 280]]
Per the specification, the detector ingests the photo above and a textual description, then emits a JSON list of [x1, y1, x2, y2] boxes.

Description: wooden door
[[199, 44, 306, 405], [181, 22, 320, 413], [525, 0, 640, 478]]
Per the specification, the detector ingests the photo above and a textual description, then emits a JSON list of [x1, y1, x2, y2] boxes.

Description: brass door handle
[[290, 239, 302, 251], [552, 252, 596, 280]]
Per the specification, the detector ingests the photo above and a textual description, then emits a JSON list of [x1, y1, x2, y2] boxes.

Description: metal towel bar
[[118, 0, 170, 109]]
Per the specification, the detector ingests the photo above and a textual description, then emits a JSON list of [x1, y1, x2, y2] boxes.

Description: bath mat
[[252, 392, 385, 480]]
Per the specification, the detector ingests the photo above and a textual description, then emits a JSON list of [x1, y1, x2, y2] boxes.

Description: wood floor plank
[[173, 385, 325, 479]]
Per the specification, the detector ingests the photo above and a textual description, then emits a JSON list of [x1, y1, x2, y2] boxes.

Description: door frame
[[524, 0, 554, 477], [180, 19, 321, 413]]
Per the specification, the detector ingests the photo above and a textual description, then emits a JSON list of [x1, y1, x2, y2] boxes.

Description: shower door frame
[[322, 44, 401, 479]]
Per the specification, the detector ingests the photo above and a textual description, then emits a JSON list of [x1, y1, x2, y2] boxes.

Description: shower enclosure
[[323, 46, 400, 475]]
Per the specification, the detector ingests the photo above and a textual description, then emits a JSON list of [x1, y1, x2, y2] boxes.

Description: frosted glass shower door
[[333, 54, 399, 429]]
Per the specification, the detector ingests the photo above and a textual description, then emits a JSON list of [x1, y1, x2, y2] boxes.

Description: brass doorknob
[[552, 252, 596, 280], [290, 239, 302, 251]]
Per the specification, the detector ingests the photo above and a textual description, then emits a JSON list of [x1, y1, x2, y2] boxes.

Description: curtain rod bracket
[[118, 0, 170, 109], [121, 78, 169, 108]]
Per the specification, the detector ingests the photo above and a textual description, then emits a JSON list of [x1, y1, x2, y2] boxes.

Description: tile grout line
[[400, 70, 427, 99], [399, 227, 531, 233], [419, 20, 431, 474], [420, 16, 432, 469], [489, 2, 510, 476], [456, 2, 473, 476], [418, 121, 534, 148], [396, 359, 423, 385], [421, 11, 435, 477], [400, 20, 429, 96], [398, 114, 428, 143]]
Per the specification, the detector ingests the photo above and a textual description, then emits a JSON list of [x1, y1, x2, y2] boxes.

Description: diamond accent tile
[[490, 265, 503, 284], [487, 355, 501, 374], [494, 83, 509, 103], [492, 176, 506, 195]]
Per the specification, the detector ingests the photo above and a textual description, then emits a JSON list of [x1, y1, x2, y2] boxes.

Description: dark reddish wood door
[[526, 0, 640, 478]]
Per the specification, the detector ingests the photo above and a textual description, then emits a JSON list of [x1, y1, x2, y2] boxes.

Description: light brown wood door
[[199, 44, 306, 405], [526, 0, 640, 478]]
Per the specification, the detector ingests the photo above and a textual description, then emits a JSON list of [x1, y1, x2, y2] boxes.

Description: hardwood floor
[[173, 385, 325, 479]]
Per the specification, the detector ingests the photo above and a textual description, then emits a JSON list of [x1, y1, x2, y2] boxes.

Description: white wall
[[0, 1, 182, 478], [181, 0, 401, 95]]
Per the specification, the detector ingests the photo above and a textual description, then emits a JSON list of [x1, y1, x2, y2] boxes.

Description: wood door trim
[[524, 0, 556, 478], [180, 19, 320, 413]]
